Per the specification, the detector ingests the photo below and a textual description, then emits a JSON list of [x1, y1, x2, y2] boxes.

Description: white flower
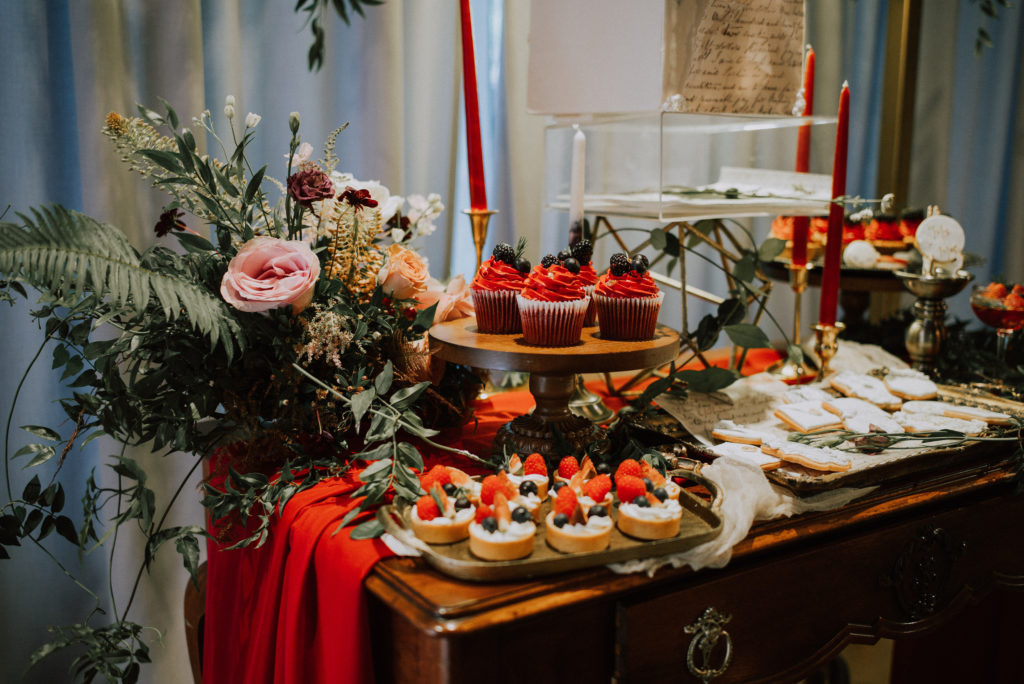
[[224, 104, 235, 120], [245, 112, 261, 128], [390, 228, 407, 243], [287, 142, 314, 169], [225, 95, 236, 107]]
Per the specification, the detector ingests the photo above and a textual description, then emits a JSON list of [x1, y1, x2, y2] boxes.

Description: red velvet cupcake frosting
[[595, 271, 660, 299], [471, 257, 526, 292], [520, 264, 586, 302]]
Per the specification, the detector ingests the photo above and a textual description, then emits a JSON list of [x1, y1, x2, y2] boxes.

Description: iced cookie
[[711, 419, 764, 446], [883, 369, 938, 401], [891, 411, 987, 435], [899, 400, 1011, 426], [761, 436, 851, 472], [829, 371, 902, 411], [823, 397, 904, 434], [774, 401, 845, 433], [707, 441, 782, 470], [780, 386, 834, 404]]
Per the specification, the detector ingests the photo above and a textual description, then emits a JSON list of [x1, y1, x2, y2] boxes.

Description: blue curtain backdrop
[[0, 1, 1021, 682]]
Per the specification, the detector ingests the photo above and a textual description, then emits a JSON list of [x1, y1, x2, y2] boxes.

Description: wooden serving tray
[[378, 462, 723, 582]]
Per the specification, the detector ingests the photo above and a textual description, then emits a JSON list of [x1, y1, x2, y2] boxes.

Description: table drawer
[[615, 494, 1024, 683]]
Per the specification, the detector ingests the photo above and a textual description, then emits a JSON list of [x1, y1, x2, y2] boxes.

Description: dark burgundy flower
[[287, 168, 334, 207], [340, 186, 378, 211], [387, 213, 411, 231], [155, 208, 187, 237]]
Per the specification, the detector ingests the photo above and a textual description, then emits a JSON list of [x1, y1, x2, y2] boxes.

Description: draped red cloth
[[203, 348, 783, 683]]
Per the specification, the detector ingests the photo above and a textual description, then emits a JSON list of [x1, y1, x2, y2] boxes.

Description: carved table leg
[[493, 372, 603, 461]]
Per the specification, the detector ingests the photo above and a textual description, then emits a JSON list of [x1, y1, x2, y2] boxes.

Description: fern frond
[[0, 205, 244, 355]]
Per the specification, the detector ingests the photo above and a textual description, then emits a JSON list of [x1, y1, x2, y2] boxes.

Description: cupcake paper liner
[[582, 284, 598, 326], [594, 291, 664, 340], [472, 289, 521, 333], [516, 295, 590, 346]]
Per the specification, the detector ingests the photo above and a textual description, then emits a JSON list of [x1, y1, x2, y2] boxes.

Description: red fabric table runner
[[203, 348, 783, 683]]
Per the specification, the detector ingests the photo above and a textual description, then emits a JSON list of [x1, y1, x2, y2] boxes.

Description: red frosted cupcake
[[898, 207, 925, 242], [567, 240, 599, 325], [864, 213, 903, 254], [471, 241, 529, 333], [516, 256, 589, 346], [594, 253, 663, 340]]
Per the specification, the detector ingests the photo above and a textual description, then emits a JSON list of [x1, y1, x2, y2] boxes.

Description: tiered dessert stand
[[429, 318, 680, 457]]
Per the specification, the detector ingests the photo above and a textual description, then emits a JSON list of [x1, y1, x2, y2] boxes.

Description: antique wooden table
[[365, 450, 1024, 683]]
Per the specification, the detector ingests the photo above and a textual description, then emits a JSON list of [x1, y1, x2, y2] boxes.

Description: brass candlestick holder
[[813, 321, 845, 379], [769, 264, 813, 380], [464, 208, 497, 271]]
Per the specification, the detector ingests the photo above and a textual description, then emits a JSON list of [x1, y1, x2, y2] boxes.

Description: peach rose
[[414, 275, 475, 323], [377, 243, 429, 300], [220, 237, 320, 314]]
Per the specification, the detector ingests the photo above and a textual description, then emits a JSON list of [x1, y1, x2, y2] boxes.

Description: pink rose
[[220, 237, 320, 314], [414, 275, 474, 323], [377, 244, 429, 300]]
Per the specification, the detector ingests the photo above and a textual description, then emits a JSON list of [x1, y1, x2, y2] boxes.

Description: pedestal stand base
[[493, 413, 603, 461]]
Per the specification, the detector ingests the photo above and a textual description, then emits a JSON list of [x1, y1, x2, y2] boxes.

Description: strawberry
[[1006, 293, 1024, 310], [583, 474, 612, 502], [984, 282, 1008, 299], [558, 456, 580, 479], [1013, 284, 1024, 297], [415, 495, 441, 521], [425, 464, 451, 488], [474, 503, 493, 524], [615, 458, 642, 482], [480, 473, 515, 505], [616, 475, 647, 505], [553, 485, 578, 517], [639, 461, 665, 487], [523, 453, 548, 476]]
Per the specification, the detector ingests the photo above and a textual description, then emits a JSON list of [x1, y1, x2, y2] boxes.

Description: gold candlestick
[[464, 208, 497, 271], [813, 321, 846, 379], [768, 264, 812, 380]]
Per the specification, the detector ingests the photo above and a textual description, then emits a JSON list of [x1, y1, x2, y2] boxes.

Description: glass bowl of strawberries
[[970, 281, 1024, 360]]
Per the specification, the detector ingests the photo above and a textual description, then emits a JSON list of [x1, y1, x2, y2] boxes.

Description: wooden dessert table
[[365, 450, 1024, 683]]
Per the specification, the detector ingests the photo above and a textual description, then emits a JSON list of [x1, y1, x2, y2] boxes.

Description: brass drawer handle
[[684, 607, 733, 682]]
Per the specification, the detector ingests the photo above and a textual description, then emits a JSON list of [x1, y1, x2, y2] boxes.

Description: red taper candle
[[818, 81, 850, 327], [459, 0, 487, 209], [791, 46, 815, 267]]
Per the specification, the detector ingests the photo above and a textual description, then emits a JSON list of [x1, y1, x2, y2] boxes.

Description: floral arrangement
[[0, 98, 479, 680]]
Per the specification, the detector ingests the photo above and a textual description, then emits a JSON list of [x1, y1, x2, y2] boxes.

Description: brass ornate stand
[[429, 318, 679, 458], [464, 208, 497, 271]]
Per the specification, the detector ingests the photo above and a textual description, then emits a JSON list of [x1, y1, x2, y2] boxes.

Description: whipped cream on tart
[[468, 492, 536, 561], [882, 368, 938, 400], [708, 441, 782, 470], [545, 486, 613, 553], [760, 436, 851, 472], [822, 397, 904, 434], [409, 486, 476, 544], [829, 371, 902, 411], [900, 400, 1012, 425], [773, 400, 845, 433], [615, 475, 682, 540]]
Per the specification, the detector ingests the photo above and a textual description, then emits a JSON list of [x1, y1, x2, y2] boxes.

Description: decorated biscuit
[[773, 401, 845, 433], [829, 371, 902, 411], [883, 368, 938, 401], [710, 419, 764, 446], [890, 410, 987, 435], [761, 436, 851, 472], [780, 386, 834, 404], [899, 400, 1011, 426], [823, 397, 903, 434], [707, 441, 782, 470]]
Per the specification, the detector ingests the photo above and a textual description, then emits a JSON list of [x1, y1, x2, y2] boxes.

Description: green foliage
[[295, 0, 386, 71]]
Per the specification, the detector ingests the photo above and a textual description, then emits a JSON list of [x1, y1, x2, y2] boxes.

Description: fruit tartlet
[[768, 216, 826, 261], [409, 485, 476, 544], [615, 474, 683, 540], [420, 463, 481, 503], [566, 240, 599, 325], [593, 253, 664, 340], [517, 257, 589, 346], [553, 455, 597, 487], [898, 207, 925, 241], [471, 241, 530, 333], [864, 213, 904, 253], [506, 452, 550, 500], [841, 213, 866, 245], [544, 485, 613, 554], [482, 470, 542, 522], [468, 492, 536, 561]]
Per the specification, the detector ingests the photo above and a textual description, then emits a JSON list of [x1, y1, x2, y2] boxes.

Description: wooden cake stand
[[428, 318, 680, 458]]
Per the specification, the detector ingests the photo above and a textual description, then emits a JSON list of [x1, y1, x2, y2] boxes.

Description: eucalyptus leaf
[[723, 323, 771, 349], [349, 517, 384, 540], [758, 237, 787, 262], [374, 361, 394, 395], [350, 388, 375, 429], [359, 458, 393, 482], [676, 367, 738, 393]]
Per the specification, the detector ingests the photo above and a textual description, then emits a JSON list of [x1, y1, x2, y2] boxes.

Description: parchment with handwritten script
[[655, 374, 789, 445], [664, 0, 803, 115]]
